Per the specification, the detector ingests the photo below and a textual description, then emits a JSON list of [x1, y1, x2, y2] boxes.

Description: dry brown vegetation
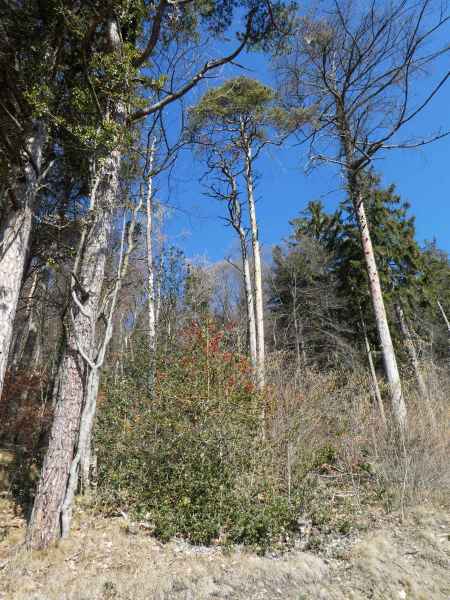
[[266, 361, 450, 512]]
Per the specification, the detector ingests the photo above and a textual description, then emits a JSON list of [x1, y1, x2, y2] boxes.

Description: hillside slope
[[1, 502, 449, 600]]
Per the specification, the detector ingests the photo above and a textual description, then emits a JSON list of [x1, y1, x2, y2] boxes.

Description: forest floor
[[1, 498, 449, 600]]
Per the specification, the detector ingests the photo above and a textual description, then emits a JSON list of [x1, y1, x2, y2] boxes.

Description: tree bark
[[437, 300, 450, 335], [145, 140, 157, 392], [11, 268, 40, 371], [227, 181, 258, 374], [241, 236, 258, 374], [353, 191, 407, 431], [0, 124, 45, 399], [26, 18, 126, 549], [25, 154, 118, 548], [78, 367, 100, 493], [244, 145, 265, 389], [361, 317, 386, 426]]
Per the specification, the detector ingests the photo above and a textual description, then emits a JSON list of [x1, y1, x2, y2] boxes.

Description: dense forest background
[[0, 0, 449, 554]]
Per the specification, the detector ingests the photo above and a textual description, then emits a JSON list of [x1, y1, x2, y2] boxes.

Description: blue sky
[[157, 28, 450, 264]]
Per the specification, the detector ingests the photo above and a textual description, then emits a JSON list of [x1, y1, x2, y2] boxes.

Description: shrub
[[96, 321, 300, 552]]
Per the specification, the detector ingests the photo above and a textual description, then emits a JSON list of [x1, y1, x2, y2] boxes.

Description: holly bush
[[96, 320, 299, 552]]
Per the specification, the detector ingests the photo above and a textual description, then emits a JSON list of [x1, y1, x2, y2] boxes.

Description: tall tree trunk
[[78, 368, 100, 493], [395, 302, 434, 424], [353, 191, 407, 431], [11, 268, 40, 371], [6, 270, 47, 426], [25, 155, 118, 548], [437, 300, 450, 334], [77, 201, 140, 494], [361, 316, 386, 426], [241, 236, 258, 374], [145, 140, 157, 392], [12, 267, 48, 374], [0, 124, 45, 399], [26, 18, 125, 550], [226, 173, 258, 375], [244, 145, 265, 389], [29, 271, 49, 372], [154, 204, 166, 327]]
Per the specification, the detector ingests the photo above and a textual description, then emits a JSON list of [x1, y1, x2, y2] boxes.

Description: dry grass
[[266, 359, 450, 518]]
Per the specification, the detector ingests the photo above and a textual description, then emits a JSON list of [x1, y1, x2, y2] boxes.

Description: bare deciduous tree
[[278, 0, 450, 430]]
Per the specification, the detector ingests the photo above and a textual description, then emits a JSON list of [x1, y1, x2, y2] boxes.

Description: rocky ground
[[0, 499, 449, 600]]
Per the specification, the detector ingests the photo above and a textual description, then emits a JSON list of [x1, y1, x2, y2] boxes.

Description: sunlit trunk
[[145, 140, 157, 392], [227, 176, 257, 375], [241, 236, 258, 373], [361, 316, 386, 426], [353, 191, 407, 431], [437, 300, 450, 365], [0, 124, 45, 399], [244, 145, 265, 389], [26, 152, 119, 548], [26, 17, 128, 548]]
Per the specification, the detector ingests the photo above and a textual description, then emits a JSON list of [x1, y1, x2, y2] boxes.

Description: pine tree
[[189, 76, 305, 388]]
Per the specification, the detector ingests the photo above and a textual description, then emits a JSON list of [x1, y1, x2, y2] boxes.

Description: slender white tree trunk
[[153, 204, 165, 327], [244, 145, 265, 389], [361, 317, 386, 426], [437, 300, 450, 363], [395, 302, 434, 424], [60, 366, 100, 536], [0, 125, 45, 399], [73, 190, 141, 517], [67, 212, 133, 518], [353, 191, 407, 431], [69, 173, 142, 528], [241, 236, 258, 373], [226, 174, 257, 375], [78, 368, 100, 493], [145, 140, 157, 391], [437, 300, 450, 334]]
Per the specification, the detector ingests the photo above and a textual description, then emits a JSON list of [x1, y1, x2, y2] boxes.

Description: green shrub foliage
[[96, 320, 299, 551]]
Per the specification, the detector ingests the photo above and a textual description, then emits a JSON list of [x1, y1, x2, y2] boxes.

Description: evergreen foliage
[[97, 320, 299, 552], [270, 173, 447, 366]]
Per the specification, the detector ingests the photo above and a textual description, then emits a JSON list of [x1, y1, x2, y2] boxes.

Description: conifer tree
[[189, 76, 304, 388]]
